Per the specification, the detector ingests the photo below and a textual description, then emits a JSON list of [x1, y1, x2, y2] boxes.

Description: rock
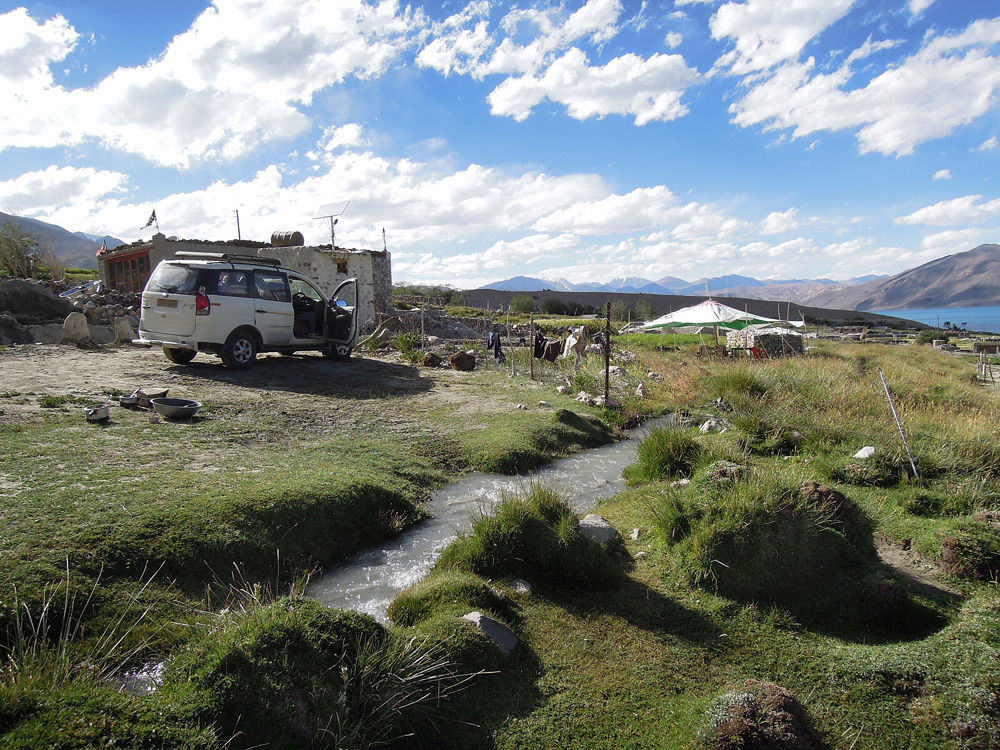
[[636, 382, 648, 398], [113, 316, 135, 345], [700, 417, 726, 434], [608, 365, 627, 378], [854, 446, 876, 459], [462, 611, 517, 654], [579, 514, 619, 544], [556, 385, 571, 395], [509, 578, 532, 594], [62, 312, 94, 347], [426, 335, 440, 345], [630, 528, 641, 541], [575, 391, 594, 405], [648, 371, 664, 380], [592, 395, 620, 409], [515, 403, 527, 410], [449, 351, 476, 371], [422, 351, 442, 367], [670, 478, 691, 488], [634, 551, 647, 559], [538, 400, 550, 407]]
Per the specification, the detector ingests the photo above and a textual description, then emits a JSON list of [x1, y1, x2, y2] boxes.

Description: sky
[[1, 0, 999, 289]]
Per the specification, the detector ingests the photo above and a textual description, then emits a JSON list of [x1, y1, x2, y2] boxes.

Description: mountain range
[[483, 244, 1000, 310], [484, 273, 885, 302], [2, 211, 996, 311], [0, 212, 123, 270]]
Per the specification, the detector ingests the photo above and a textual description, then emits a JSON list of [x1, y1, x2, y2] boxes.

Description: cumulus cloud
[[919, 228, 986, 254], [729, 18, 1000, 156], [0, 1, 423, 168], [488, 48, 700, 124], [909, 0, 935, 16], [760, 207, 800, 235], [711, 0, 856, 74], [933, 169, 951, 181], [976, 136, 999, 152], [895, 194, 1000, 226], [0, 166, 128, 214]]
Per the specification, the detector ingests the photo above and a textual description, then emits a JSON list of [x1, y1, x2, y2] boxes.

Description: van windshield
[[147, 264, 200, 294]]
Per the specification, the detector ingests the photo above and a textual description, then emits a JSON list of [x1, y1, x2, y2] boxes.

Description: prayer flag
[[143, 210, 157, 229]]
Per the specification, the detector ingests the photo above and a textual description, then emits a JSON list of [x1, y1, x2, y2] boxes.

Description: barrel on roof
[[271, 231, 304, 247]]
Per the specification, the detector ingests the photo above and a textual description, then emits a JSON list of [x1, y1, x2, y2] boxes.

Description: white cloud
[[711, 0, 856, 74], [909, 0, 935, 16], [0, 8, 78, 92], [665, 32, 683, 48], [488, 48, 700, 124], [0, 166, 128, 214], [976, 136, 999, 152], [0, 1, 424, 168], [933, 169, 951, 181], [895, 194, 1000, 226], [919, 228, 986, 254], [760, 207, 800, 235], [729, 18, 1000, 157]]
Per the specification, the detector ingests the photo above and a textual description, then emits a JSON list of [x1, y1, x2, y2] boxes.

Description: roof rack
[[172, 251, 282, 267]]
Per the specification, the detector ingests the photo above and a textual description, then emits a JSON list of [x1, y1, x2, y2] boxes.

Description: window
[[254, 272, 289, 302], [214, 270, 251, 297]]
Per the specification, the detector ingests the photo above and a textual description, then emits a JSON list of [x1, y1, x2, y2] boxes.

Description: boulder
[[579, 514, 619, 544], [114, 316, 135, 345], [700, 417, 727, 434], [449, 351, 476, 371], [422, 351, 442, 367], [62, 312, 94, 347], [462, 611, 517, 654], [853, 446, 876, 459], [636, 382, 648, 398]]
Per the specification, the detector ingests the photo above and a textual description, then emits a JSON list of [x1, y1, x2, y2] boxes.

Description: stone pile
[[726, 329, 804, 357]]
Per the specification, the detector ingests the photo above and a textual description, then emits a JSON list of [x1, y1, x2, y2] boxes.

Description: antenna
[[313, 200, 350, 249]]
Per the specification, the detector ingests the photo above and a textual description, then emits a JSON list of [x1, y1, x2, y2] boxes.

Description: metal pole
[[235, 209, 241, 240], [878, 368, 919, 479]]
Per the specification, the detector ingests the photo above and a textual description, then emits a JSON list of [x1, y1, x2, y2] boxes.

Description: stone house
[[97, 232, 393, 330]]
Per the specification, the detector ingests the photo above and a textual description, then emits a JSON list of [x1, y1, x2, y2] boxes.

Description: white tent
[[641, 299, 804, 333]]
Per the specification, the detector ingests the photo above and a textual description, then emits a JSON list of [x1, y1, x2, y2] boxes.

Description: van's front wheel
[[221, 329, 258, 369], [325, 342, 353, 361], [162, 347, 197, 364]]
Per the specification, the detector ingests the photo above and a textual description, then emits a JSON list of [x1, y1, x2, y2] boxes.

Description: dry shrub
[[705, 679, 823, 750]]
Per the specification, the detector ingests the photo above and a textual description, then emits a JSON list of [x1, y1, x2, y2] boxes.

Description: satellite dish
[[313, 201, 350, 249]]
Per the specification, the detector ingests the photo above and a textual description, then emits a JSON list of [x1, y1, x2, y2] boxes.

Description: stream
[[307, 417, 672, 622]]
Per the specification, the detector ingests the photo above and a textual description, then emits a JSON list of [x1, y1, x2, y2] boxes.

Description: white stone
[[579, 514, 619, 544], [62, 312, 93, 345], [462, 611, 517, 654], [853, 446, 877, 459], [114, 316, 135, 345], [537, 400, 550, 407]]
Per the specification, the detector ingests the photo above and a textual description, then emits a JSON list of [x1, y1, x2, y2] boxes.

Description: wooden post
[[604, 301, 611, 402], [878, 368, 919, 480], [508, 312, 514, 376], [530, 312, 535, 381]]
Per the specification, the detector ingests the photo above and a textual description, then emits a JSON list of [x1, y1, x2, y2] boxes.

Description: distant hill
[[804, 244, 1000, 310], [0, 212, 124, 271], [484, 273, 850, 298]]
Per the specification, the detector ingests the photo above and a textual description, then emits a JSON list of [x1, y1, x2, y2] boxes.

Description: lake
[[872, 305, 1000, 334]]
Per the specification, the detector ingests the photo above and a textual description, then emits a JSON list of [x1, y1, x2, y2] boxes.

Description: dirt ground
[[0, 340, 551, 431]]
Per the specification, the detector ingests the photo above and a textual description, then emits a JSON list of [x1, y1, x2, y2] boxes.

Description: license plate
[[156, 299, 178, 308]]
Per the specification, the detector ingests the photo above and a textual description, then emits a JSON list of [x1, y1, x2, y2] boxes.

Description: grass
[[4, 338, 1000, 747]]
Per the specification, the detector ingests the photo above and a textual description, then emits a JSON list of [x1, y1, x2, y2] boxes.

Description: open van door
[[325, 277, 358, 360]]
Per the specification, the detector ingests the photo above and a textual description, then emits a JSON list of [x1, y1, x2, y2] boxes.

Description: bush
[[509, 295, 535, 314], [623, 427, 701, 485], [164, 597, 463, 749], [915, 329, 947, 345], [387, 570, 515, 627], [436, 483, 617, 588]]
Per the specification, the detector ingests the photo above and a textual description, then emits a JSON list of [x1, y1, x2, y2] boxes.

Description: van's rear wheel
[[162, 347, 197, 364], [221, 329, 258, 369]]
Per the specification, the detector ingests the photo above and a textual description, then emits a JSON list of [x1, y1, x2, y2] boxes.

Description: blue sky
[[1, 0, 999, 289]]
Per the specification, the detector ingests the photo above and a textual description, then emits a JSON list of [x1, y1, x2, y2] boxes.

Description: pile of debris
[[726, 329, 804, 357]]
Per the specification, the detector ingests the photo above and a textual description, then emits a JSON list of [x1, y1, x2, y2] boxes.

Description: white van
[[134, 252, 358, 369]]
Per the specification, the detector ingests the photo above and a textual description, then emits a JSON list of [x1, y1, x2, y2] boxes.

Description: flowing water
[[308, 417, 673, 621]]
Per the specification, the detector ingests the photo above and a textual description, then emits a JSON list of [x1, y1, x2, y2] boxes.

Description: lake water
[[872, 306, 1000, 334]]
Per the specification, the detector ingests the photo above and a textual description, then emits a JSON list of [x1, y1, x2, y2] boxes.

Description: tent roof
[[641, 299, 804, 331]]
